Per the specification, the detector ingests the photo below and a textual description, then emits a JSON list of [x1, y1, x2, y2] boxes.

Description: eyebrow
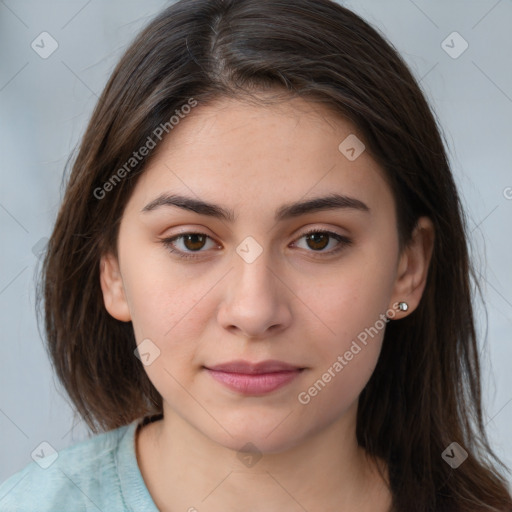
[[141, 192, 370, 222]]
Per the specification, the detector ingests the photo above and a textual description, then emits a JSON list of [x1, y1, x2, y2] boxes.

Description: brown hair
[[36, 1, 512, 510]]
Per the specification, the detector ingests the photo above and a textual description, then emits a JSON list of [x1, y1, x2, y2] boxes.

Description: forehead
[[127, 95, 394, 220]]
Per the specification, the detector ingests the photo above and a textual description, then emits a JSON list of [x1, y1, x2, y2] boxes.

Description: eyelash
[[160, 228, 353, 260]]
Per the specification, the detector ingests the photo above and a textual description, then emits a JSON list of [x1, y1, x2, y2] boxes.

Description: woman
[[1, 0, 511, 510]]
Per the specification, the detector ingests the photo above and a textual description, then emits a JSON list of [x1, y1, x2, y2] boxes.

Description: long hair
[[36, 1, 512, 510]]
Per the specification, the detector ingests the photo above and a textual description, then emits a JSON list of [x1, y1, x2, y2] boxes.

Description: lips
[[204, 359, 305, 395], [206, 359, 303, 374]]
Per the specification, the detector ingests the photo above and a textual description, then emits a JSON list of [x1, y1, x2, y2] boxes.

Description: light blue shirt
[[0, 417, 160, 511]]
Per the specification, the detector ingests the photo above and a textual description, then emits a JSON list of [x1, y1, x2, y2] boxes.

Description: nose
[[217, 248, 292, 340]]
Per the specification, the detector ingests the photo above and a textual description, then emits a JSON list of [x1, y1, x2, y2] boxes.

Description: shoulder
[[0, 421, 135, 512]]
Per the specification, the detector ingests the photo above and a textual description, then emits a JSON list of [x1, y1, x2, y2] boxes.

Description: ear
[[99, 252, 132, 322], [389, 216, 435, 318]]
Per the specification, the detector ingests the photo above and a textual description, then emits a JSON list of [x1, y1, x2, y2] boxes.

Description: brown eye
[[161, 229, 352, 261], [294, 229, 352, 255], [182, 233, 208, 251], [305, 232, 330, 251], [161, 232, 217, 259]]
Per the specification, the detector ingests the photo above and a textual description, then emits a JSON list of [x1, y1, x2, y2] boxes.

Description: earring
[[398, 301, 408, 311]]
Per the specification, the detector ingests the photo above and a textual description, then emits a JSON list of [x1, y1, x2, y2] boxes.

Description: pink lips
[[204, 359, 304, 395]]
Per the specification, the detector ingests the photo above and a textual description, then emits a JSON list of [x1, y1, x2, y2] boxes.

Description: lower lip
[[205, 369, 302, 395]]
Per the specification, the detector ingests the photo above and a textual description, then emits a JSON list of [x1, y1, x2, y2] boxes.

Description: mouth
[[203, 359, 306, 395]]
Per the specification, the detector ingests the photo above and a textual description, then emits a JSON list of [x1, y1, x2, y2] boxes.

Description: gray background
[[1, 0, 511, 486]]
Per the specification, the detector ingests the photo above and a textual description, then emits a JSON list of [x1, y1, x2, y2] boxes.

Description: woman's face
[[101, 94, 430, 453]]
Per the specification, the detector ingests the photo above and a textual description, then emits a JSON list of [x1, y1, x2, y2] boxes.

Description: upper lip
[[205, 359, 303, 374]]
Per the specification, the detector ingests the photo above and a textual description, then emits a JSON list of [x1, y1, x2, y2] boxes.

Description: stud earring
[[398, 301, 408, 311]]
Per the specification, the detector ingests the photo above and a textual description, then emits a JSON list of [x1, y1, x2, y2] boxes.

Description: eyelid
[[160, 227, 352, 260]]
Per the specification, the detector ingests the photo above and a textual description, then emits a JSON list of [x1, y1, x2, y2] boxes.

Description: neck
[[136, 402, 392, 512]]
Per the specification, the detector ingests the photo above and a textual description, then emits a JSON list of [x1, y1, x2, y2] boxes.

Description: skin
[[100, 93, 434, 512]]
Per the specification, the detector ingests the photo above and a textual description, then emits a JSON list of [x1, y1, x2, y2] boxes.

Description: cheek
[[122, 254, 216, 377], [295, 253, 394, 353], [296, 325, 386, 422], [121, 239, 205, 337], [293, 251, 394, 410]]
